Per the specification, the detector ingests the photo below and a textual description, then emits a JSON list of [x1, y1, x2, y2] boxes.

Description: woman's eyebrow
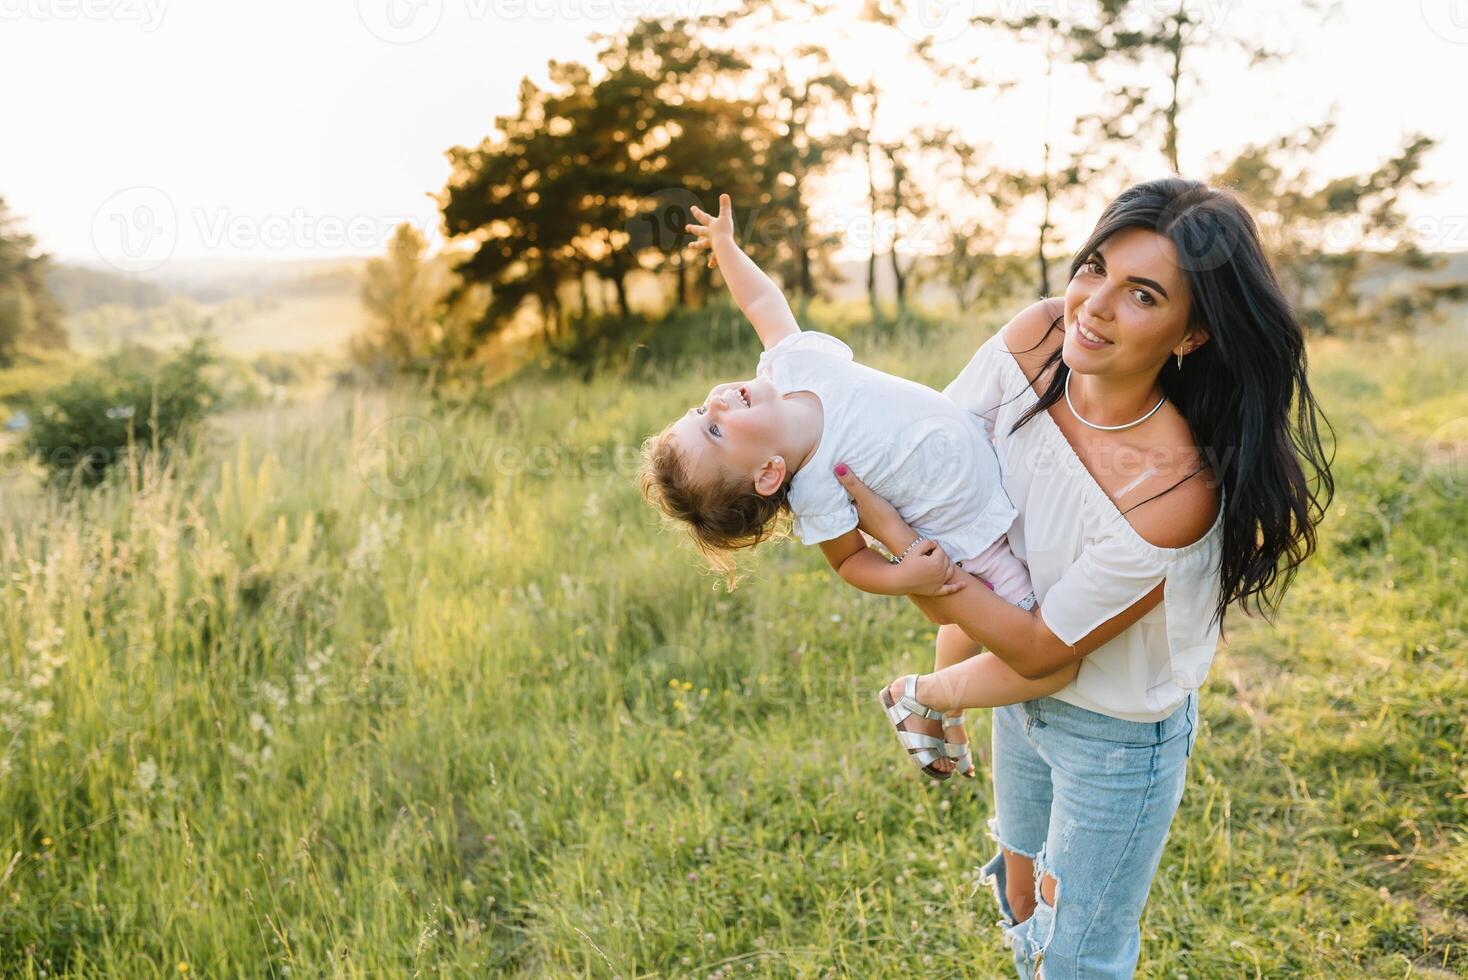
[[1126, 276, 1169, 300]]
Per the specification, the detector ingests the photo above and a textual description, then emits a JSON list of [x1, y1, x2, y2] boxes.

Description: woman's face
[[1062, 226, 1206, 376]]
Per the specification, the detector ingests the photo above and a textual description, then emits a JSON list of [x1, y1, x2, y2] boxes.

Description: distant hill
[[48, 258, 371, 357], [45, 264, 169, 314]]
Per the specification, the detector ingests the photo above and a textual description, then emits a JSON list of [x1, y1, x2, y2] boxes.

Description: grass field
[[0, 308, 1463, 977]]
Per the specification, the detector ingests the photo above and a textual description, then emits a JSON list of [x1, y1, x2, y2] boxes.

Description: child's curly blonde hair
[[639, 425, 792, 587]]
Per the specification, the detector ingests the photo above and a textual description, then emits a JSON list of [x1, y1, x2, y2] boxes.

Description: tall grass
[[0, 310, 1463, 976]]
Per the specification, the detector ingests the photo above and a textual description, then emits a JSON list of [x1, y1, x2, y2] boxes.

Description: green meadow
[[0, 306, 1463, 977]]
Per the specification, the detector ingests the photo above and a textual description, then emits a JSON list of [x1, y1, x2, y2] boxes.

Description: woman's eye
[[708, 423, 721, 437], [1083, 258, 1103, 275], [695, 406, 707, 415], [1132, 289, 1155, 306]]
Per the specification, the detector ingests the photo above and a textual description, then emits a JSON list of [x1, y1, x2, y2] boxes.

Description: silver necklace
[[1064, 369, 1167, 431]]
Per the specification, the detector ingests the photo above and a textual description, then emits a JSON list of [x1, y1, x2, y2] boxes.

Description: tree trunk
[[1038, 142, 1053, 299], [1165, 16, 1183, 174], [862, 88, 881, 324], [886, 147, 907, 313], [614, 271, 630, 319], [796, 209, 815, 300]]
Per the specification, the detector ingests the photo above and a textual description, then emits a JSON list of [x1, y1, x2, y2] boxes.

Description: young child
[[639, 194, 1079, 779]]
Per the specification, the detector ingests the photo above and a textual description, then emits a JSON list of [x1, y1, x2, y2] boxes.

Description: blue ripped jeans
[[978, 692, 1198, 979]]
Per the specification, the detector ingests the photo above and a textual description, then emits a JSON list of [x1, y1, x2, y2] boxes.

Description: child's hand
[[686, 193, 735, 270], [891, 540, 968, 597]]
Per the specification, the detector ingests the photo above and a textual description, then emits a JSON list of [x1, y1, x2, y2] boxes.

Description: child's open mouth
[[736, 386, 751, 407]]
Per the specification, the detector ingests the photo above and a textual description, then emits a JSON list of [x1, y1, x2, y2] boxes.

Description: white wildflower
[[135, 758, 158, 793]]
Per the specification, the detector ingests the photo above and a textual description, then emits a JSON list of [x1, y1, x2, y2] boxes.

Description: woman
[[837, 178, 1334, 977]]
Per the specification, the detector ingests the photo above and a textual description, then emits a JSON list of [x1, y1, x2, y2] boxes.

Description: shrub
[[24, 338, 219, 484]]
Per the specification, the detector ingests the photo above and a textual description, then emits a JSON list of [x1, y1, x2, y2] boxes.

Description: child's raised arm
[[686, 194, 799, 350]]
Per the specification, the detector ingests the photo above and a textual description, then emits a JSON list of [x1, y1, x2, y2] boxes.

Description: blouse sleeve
[[941, 331, 1009, 444], [1038, 524, 1168, 647], [791, 505, 859, 546], [756, 330, 853, 380]]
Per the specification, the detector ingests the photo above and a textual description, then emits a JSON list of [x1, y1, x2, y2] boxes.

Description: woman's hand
[[833, 463, 917, 556], [686, 194, 735, 270]]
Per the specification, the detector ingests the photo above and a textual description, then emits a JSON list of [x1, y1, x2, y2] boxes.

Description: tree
[[441, 17, 781, 345], [1067, 0, 1336, 174], [1215, 125, 1467, 335], [0, 197, 67, 366], [353, 223, 486, 378], [934, 141, 1030, 313]]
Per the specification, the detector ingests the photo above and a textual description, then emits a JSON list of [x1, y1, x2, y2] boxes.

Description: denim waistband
[[1020, 691, 1194, 744]]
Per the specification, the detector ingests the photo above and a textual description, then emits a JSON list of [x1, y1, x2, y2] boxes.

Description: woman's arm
[[686, 194, 799, 350], [834, 466, 1165, 679]]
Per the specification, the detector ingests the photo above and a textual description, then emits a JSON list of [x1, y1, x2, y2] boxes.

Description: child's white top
[[756, 330, 1018, 563], [943, 328, 1226, 722]]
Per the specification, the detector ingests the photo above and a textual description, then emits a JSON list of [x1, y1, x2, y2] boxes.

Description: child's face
[[667, 377, 790, 496]]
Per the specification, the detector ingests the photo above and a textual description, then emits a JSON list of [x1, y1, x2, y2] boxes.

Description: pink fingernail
[[834, 463, 848, 477]]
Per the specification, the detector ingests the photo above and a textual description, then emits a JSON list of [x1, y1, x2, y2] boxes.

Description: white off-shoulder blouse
[[943, 328, 1226, 722]]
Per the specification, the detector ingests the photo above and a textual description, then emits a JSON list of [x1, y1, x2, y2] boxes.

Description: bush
[[24, 338, 219, 484]]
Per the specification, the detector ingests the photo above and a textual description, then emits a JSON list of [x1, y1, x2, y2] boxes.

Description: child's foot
[[884, 677, 955, 775], [943, 714, 976, 778]]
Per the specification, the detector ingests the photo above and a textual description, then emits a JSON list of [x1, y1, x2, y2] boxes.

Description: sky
[[2, 0, 1466, 272]]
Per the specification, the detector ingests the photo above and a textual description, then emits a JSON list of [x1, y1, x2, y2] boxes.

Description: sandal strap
[[897, 675, 944, 722], [897, 730, 947, 753], [905, 743, 948, 768], [942, 714, 966, 728]]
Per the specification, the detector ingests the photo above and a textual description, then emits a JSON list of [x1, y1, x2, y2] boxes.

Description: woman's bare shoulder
[[1124, 436, 1223, 551], [999, 298, 1065, 377]]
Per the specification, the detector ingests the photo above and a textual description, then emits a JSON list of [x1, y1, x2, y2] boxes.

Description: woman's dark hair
[[1009, 177, 1335, 633]]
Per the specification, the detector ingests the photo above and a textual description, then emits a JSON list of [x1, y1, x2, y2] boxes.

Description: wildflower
[[135, 759, 159, 793]]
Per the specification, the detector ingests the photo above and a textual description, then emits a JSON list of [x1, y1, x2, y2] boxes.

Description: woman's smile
[[1073, 316, 1113, 349]]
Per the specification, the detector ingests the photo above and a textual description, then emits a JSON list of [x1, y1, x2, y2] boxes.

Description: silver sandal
[[943, 714, 976, 779], [880, 675, 954, 781]]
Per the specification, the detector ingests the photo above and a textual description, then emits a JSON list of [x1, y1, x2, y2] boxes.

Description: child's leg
[[934, 622, 982, 672], [961, 535, 1037, 610], [930, 624, 984, 776]]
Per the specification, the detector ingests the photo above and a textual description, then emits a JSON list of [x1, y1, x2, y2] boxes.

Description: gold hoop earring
[[1176, 350, 1184, 370]]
